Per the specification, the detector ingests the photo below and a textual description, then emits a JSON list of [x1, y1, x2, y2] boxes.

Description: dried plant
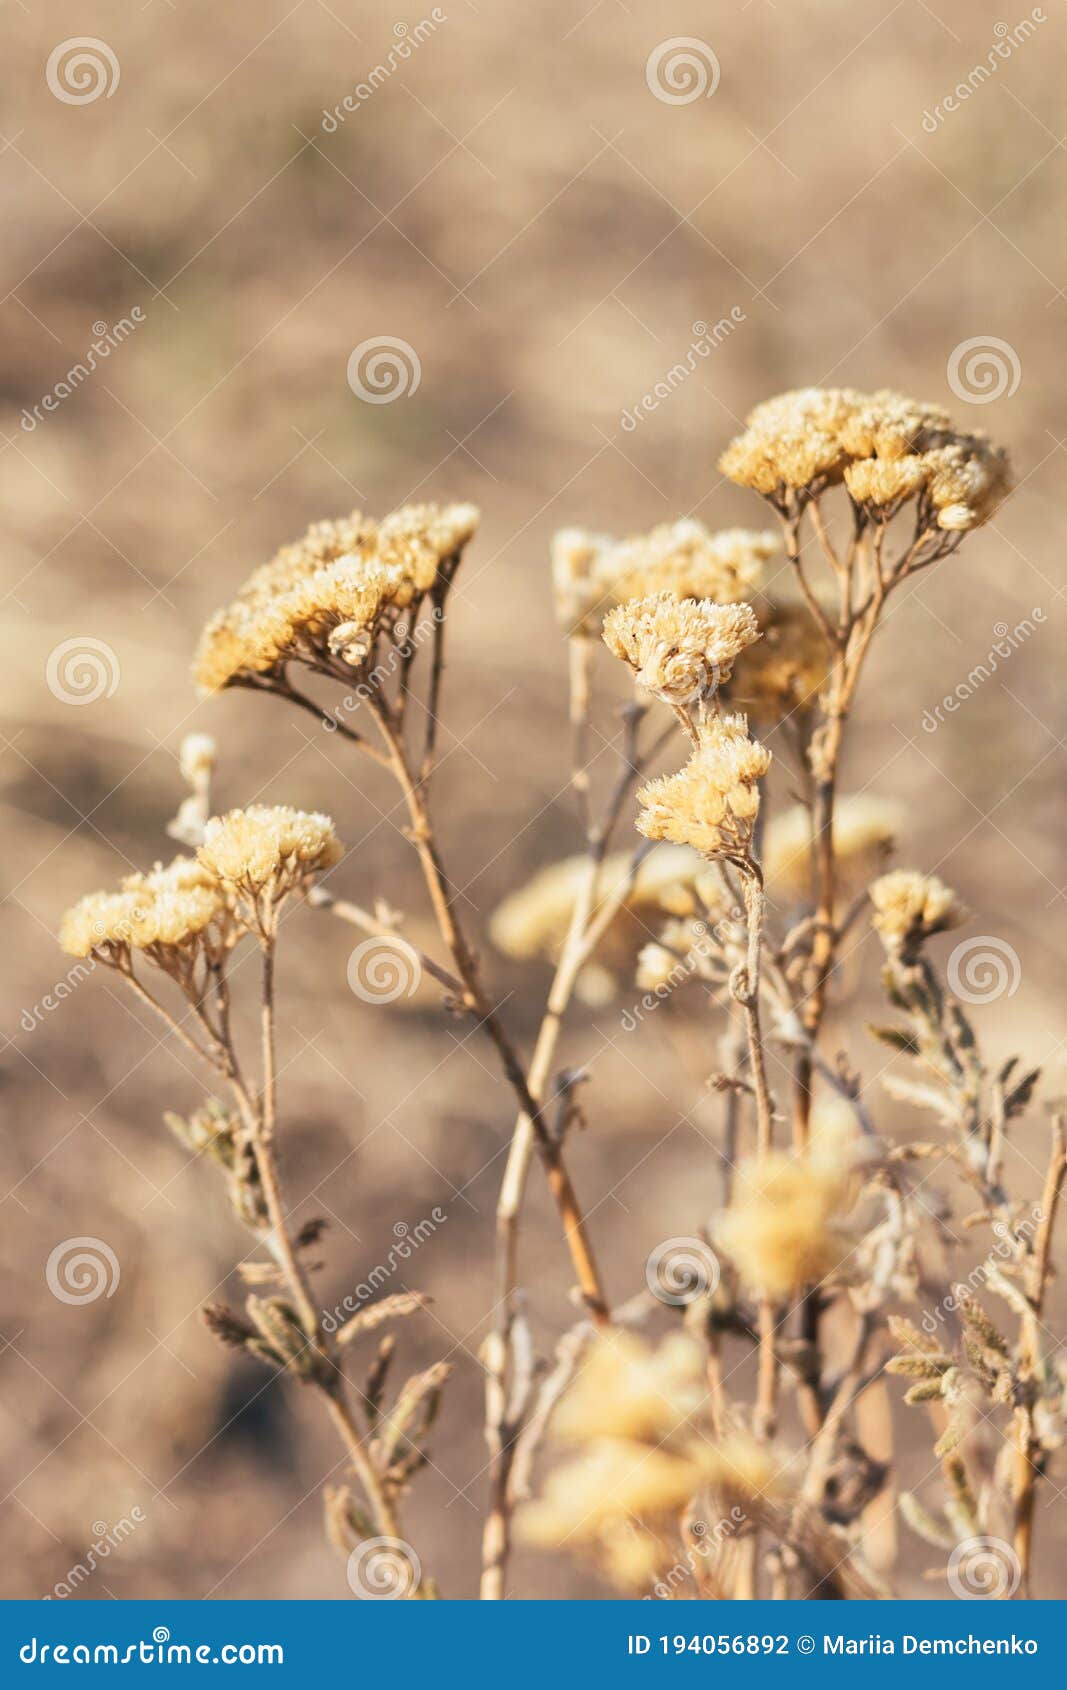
[[58, 396, 1063, 1602]]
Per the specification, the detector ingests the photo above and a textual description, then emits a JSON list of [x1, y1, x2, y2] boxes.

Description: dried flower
[[717, 1143, 857, 1298], [520, 1332, 786, 1589], [869, 869, 966, 955], [198, 805, 342, 901], [720, 387, 1011, 530], [489, 843, 703, 965], [550, 527, 616, 634], [598, 521, 777, 606], [193, 502, 479, 694], [603, 592, 760, 705], [636, 713, 770, 862], [551, 1330, 704, 1446], [60, 856, 229, 963]]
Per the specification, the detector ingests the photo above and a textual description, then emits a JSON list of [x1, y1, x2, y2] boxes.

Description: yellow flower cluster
[[720, 388, 1011, 530], [520, 1331, 782, 1588], [869, 868, 966, 955], [636, 714, 771, 861], [551, 520, 777, 635], [199, 805, 343, 897], [602, 592, 760, 706], [60, 808, 343, 963], [194, 503, 479, 693], [60, 856, 227, 960], [488, 843, 704, 965], [718, 1132, 858, 1298]]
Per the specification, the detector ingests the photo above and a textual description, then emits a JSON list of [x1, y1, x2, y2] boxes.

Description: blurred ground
[[2, 0, 1066, 1600]]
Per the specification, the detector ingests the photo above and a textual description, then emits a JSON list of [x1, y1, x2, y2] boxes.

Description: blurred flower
[[764, 794, 903, 907], [869, 868, 966, 956]]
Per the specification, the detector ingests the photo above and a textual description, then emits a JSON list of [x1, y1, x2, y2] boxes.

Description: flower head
[[603, 592, 760, 706], [636, 713, 770, 861], [193, 503, 479, 694], [519, 1331, 787, 1589], [600, 521, 777, 605], [869, 869, 966, 956], [198, 806, 342, 901], [720, 387, 1011, 531], [489, 843, 703, 966], [60, 856, 229, 963], [717, 1142, 858, 1298]]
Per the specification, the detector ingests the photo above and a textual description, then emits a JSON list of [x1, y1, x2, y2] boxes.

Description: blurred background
[[3, 0, 1065, 1600]]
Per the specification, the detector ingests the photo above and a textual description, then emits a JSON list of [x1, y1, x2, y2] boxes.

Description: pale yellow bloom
[[636, 714, 770, 860], [489, 844, 703, 964], [718, 1147, 857, 1298], [603, 592, 760, 705], [720, 387, 1011, 531], [869, 869, 966, 954], [198, 806, 342, 898]]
